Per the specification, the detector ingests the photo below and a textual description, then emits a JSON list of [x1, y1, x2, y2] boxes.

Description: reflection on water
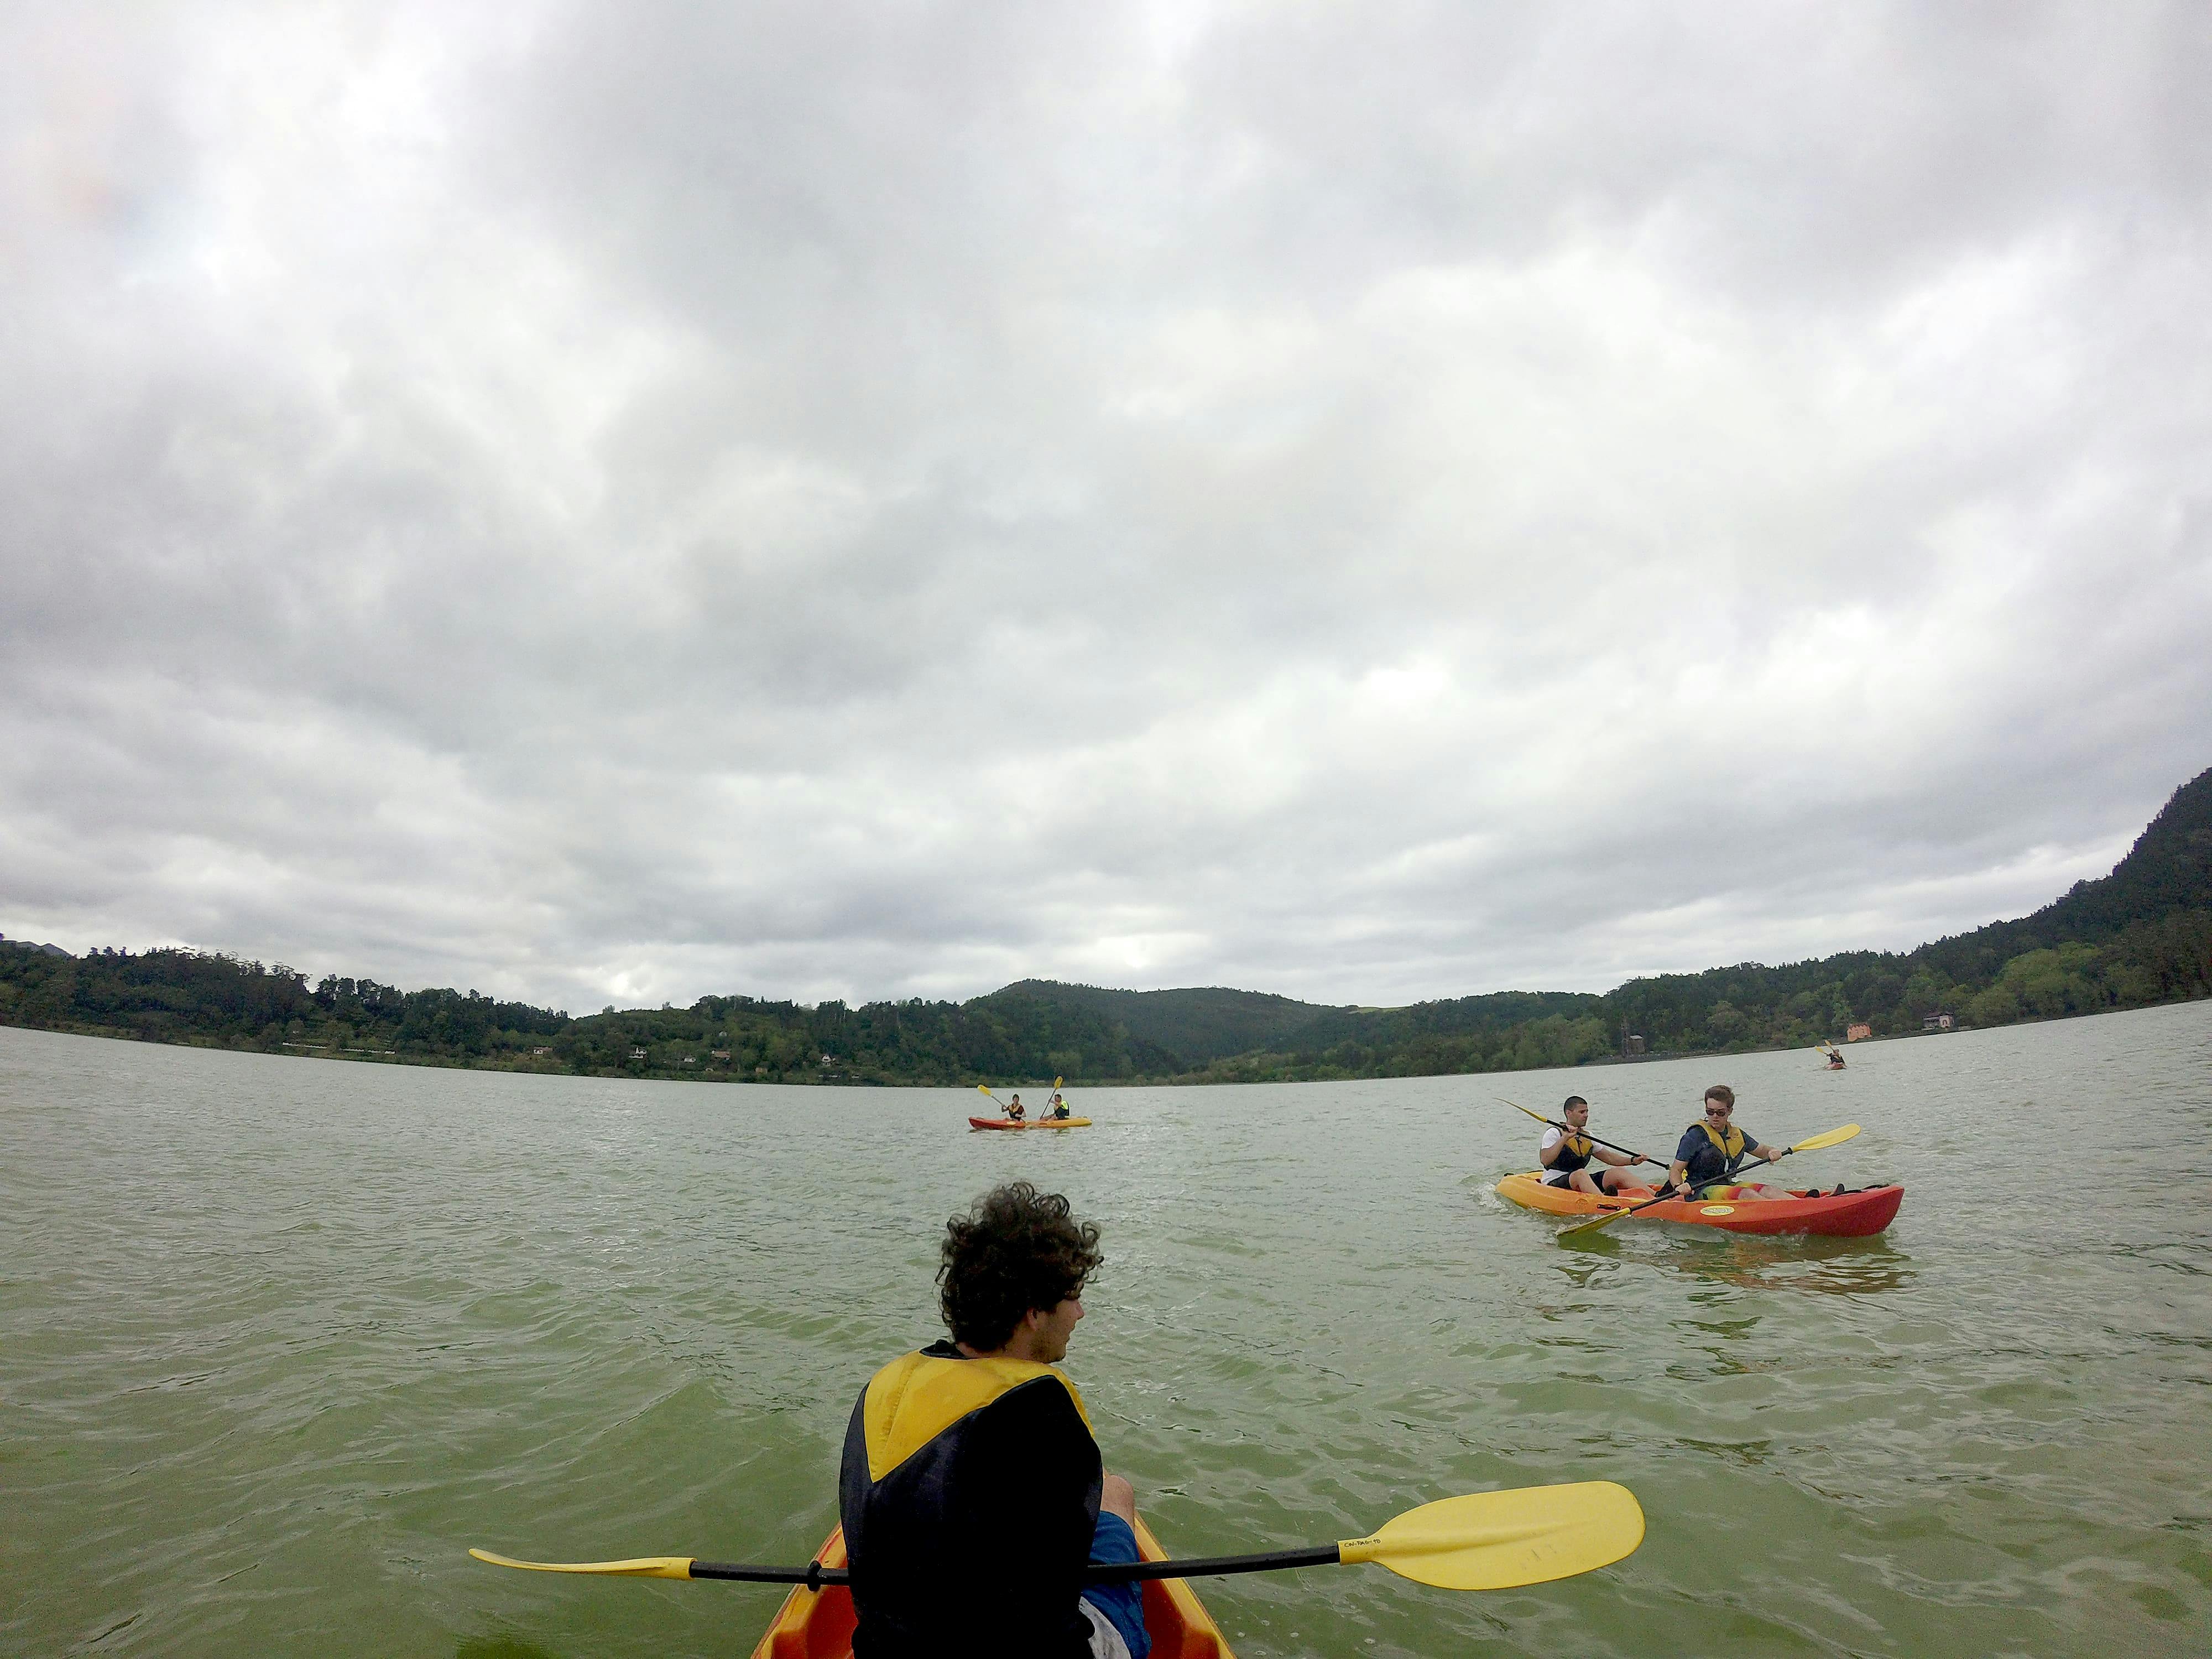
[[1547, 1207, 1918, 1294], [1653, 1235, 1916, 1297]]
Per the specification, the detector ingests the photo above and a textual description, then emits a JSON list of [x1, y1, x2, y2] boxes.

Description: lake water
[[4, 1001, 2209, 1658]]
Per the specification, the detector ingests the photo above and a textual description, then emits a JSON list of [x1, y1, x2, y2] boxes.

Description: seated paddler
[[838, 1180, 1150, 1659], [1663, 1084, 1786, 1201], [1538, 1094, 1648, 1195]]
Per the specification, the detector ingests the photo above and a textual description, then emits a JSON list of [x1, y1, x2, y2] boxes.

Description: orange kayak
[[749, 1517, 1233, 1658], [967, 1115, 1092, 1130], [1495, 1171, 1902, 1237]]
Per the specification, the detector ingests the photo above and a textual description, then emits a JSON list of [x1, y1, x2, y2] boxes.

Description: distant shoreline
[[4, 762, 2208, 1089]]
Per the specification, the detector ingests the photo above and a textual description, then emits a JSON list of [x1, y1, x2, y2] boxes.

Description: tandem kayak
[[968, 1115, 1093, 1130], [1495, 1172, 1903, 1238], [748, 1518, 1234, 1658]]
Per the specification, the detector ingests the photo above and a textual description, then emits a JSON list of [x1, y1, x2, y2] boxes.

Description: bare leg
[[1100, 1472, 1136, 1526], [1569, 1170, 1604, 1194]]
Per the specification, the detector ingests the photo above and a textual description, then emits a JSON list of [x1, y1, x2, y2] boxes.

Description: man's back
[[839, 1341, 1103, 1657]]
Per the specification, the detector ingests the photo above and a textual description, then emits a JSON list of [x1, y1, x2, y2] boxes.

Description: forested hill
[[992, 980, 1343, 1065], [2, 765, 2206, 1086]]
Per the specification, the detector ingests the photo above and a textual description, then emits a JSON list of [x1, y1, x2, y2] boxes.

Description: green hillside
[[3, 764, 2207, 1085], [992, 980, 1342, 1065]]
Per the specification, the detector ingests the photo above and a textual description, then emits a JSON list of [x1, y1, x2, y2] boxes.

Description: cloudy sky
[[4, 3, 2208, 1014]]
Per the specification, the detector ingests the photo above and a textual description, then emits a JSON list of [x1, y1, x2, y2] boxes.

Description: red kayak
[[967, 1115, 1092, 1131], [1496, 1172, 1902, 1237]]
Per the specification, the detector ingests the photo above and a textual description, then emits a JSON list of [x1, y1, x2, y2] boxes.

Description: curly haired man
[[838, 1181, 1149, 1658]]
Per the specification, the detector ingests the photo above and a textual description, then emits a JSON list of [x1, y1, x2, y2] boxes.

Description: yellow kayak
[[968, 1115, 1092, 1131]]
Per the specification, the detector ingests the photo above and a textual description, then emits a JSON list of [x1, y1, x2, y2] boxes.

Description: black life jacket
[[839, 1343, 1102, 1658]]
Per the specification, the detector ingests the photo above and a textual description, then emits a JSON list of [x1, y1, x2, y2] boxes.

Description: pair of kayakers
[[1002, 1091, 1073, 1123], [1538, 1086, 1799, 1202], [840, 1181, 1145, 1657]]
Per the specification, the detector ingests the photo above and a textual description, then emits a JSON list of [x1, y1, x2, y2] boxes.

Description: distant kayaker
[[1663, 1085, 1787, 1202], [838, 1181, 1150, 1658], [1045, 1092, 1072, 1120], [1005, 1092, 1026, 1121], [1538, 1095, 1648, 1195]]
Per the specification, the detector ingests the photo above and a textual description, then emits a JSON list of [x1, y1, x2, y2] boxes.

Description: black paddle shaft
[[684, 1542, 1347, 1589], [1086, 1544, 1343, 1583], [691, 1560, 848, 1587], [1521, 1111, 1651, 1166]]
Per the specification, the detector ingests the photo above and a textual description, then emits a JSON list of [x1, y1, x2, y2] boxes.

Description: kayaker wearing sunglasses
[[838, 1181, 1151, 1659], [1538, 1095, 1648, 1195], [1662, 1084, 1788, 1201]]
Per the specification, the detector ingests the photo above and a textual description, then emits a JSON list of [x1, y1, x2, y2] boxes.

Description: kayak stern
[[749, 1517, 1232, 1658]]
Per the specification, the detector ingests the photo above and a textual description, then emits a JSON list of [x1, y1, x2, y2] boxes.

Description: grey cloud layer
[[3, 2, 2207, 1011]]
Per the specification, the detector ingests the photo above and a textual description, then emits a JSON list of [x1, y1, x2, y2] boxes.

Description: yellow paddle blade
[[1336, 1481, 1644, 1590], [1790, 1123, 1860, 1153], [470, 1548, 694, 1579], [975, 1084, 995, 1097], [1500, 1099, 1549, 1123]]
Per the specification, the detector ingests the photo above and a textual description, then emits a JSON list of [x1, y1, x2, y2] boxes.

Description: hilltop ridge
[[3, 764, 2207, 1084]]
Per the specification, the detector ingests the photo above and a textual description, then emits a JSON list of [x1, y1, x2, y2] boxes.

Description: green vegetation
[[4, 766, 2208, 1086]]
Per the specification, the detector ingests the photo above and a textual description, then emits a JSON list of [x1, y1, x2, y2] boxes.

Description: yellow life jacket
[[1694, 1120, 1746, 1161], [857, 1348, 1092, 1481]]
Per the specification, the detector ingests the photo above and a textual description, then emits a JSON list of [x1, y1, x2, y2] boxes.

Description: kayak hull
[[748, 1518, 1233, 1658], [1495, 1172, 1902, 1237], [968, 1115, 1092, 1130]]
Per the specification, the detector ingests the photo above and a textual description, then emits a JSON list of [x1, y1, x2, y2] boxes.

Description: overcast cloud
[[4, 2, 2208, 1012]]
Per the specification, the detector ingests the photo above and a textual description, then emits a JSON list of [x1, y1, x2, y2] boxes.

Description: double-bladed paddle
[[471, 1479, 1645, 1594], [1556, 1123, 1863, 1239], [1499, 1099, 1655, 1167]]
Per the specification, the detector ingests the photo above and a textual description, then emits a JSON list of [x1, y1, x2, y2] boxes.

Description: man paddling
[[1662, 1085, 1787, 1202], [1045, 1091, 1072, 1120], [1538, 1096, 1648, 1196], [839, 1182, 1150, 1658], [1004, 1092, 1026, 1122]]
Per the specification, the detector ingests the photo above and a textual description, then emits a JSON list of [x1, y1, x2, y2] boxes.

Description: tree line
[[3, 765, 2206, 1086]]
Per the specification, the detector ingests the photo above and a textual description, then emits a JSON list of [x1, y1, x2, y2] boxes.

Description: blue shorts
[[1082, 1510, 1151, 1659]]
